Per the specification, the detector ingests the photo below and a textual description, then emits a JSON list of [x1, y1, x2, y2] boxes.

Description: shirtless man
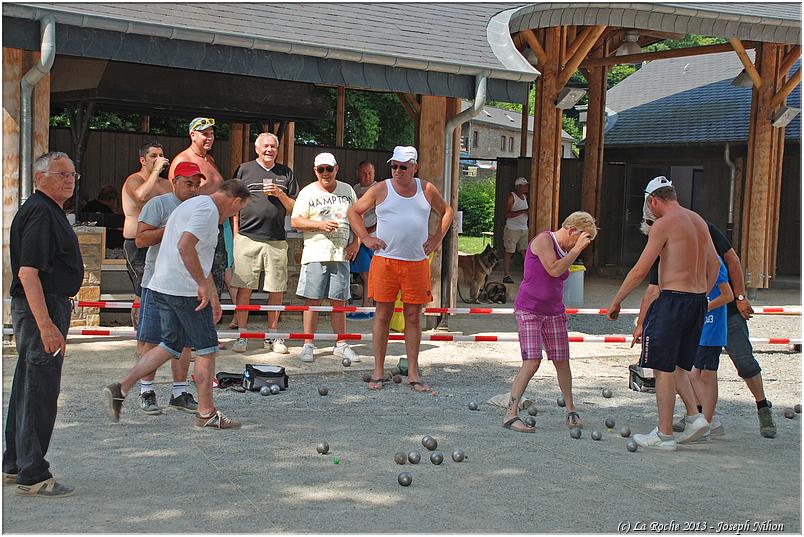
[[607, 176, 719, 451], [122, 142, 171, 303], [169, 117, 227, 297]]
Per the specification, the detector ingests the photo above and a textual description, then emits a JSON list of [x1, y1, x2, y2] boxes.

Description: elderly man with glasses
[[3, 152, 83, 497]]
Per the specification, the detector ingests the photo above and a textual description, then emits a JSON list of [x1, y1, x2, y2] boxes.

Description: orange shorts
[[368, 256, 432, 304]]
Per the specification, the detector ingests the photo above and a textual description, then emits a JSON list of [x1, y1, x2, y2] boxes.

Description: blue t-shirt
[[699, 257, 729, 347]]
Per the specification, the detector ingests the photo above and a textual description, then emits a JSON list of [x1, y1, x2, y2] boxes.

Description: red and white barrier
[[66, 301, 803, 316], [3, 327, 799, 345]]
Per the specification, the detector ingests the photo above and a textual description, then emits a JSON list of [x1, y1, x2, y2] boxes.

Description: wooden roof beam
[[729, 38, 762, 89], [771, 67, 801, 110], [779, 45, 801, 77], [559, 25, 606, 88], [521, 29, 547, 66], [582, 41, 757, 68], [565, 25, 595, 63], [396, 92, 420, 121]]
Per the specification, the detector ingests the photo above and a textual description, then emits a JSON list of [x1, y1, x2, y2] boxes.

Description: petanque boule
[[602, 388, 613, 398], [795, 404, 802, 414], [430, 451, 444, 465], [451, 449, 465, 462], [784, 408, 795, 419], [468, 401, 479, 411], [421, 435, 438, 451], [398, 472, 413, 487], [342, 357, 352, 367], [390, 367, 401, 376], [361, 372, 371, 382], [605, 418, 615, 429], [570, 427, 582, 439], [318, 386, 329, 396], [259, 385, 271, 396], [591, 430, 602, 441], [626, 440, 638, 452], [521, 399, 534, 410], [270, 384, 281, 395], [523, 415, 536, 428], [620, 427, 631, 438], [527, 405, 539, 416], [557, 396, 566, 408], [408, 450, 421, 464], [394, 452, 407, 465], [316, 442, 329, 455], [393, 375, 403, 384]]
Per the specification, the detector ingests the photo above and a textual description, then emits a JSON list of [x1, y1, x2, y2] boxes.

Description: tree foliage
[[458, 176, 496, 235]]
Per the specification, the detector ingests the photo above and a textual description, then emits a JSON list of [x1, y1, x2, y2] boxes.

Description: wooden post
[[445, 97, 461, 313], [228, 122, 245, 178], [139, 115, 150, 133], [519, 82, 530, 157], [278, 121, 295, 169], [336, 86, 345, 147]]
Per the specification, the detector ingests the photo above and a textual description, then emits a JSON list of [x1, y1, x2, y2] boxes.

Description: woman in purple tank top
[[503, 212, 597, 433]]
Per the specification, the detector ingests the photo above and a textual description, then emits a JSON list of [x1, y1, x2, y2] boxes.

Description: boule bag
[[243, 364, 288, 391]]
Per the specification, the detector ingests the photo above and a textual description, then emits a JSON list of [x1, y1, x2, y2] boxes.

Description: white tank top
[[375, 178, 431, 261], [505, 192, 529, 230]]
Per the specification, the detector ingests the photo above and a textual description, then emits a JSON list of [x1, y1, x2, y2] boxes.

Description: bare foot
[[368, 378, 384, 391], [408, 380, 430, 393]]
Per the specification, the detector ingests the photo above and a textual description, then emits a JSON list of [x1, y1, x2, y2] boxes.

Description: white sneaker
[[333, 342, 361, 363], [232, 338, 248, 353], [265, 338, 289, 354], [300, 343, 315, 363], [677, 414, 710, 444], [632, 427, 677, 451], [709, 414, 725, 436]]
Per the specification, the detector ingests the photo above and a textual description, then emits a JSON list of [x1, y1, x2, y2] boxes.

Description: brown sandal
[[408, 381, 430, 393], [16, 478, 75, 498], [503, 416, 535, 433]]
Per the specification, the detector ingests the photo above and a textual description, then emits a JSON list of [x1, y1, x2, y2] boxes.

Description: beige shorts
[[230, 234, 288, 292], [503, 227, 529, 253]]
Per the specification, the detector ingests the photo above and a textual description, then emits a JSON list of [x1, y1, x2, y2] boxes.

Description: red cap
[[173, 161, 206, 180]]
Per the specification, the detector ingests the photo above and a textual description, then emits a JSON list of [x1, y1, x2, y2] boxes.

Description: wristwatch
[[736, 294, 746, 301]]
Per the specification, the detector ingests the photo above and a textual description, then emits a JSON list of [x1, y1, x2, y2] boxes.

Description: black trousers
[[3, 295, 70, 485]]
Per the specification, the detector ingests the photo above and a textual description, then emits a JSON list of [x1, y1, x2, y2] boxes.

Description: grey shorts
[[296, 261, 351, 301]]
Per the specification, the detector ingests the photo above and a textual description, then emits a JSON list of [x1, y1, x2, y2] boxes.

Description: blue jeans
[[3, 295, 70, 485], [151, 290, 218, 357], [725, 312, 762, 379], [136, 288, 162, 345]]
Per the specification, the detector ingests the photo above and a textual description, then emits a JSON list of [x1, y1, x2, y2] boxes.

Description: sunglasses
[[190, 117, 216, 130], [390, 164, 409, 171], [316, 166, 334, 173]]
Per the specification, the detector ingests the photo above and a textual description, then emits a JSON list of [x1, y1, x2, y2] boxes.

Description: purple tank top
[[514, 231, 569, 315]]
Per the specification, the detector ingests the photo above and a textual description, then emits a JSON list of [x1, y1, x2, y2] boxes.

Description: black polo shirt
[[10, 190, 84, 298], [234, 160, 298, 241]]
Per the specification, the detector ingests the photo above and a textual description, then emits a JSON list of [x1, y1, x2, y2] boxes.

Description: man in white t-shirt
[[133, 161, 202, 416], [503, 177, 529, 283], [290, 153, 361, 364], [103, 180, 251, 430]]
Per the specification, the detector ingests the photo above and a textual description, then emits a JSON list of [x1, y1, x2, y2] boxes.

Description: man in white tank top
[[347, 146, 453, 393], [502, 177, 529, 283]]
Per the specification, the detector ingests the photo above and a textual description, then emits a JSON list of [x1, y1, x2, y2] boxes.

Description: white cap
[[644, 176, 673, 198], [387, 146, 418, 163], [314, 153, 337, 167], [514, 177, 528, 186]]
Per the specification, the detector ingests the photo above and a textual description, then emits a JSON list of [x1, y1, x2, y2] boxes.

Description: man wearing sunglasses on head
[[347, 146, 453, 393]]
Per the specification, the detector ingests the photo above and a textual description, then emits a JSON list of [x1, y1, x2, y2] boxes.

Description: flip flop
[[502, 415, 535, 433], [367, 377, 386, 391], [408, 380, 430, 393], [566, 411, 583, 429]]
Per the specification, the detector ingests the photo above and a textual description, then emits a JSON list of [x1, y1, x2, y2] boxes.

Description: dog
[[478, 281, 507, 304], [457, 244, 500, 303]]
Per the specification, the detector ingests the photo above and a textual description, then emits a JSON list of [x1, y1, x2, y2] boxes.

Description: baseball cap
[[387, 146, 418, 163], [314, 153, 337, 167], [173, 161, 206, 180], [514, 177, 529, 186], [644, 176, 673, 199], [189, 117, 216, 133]]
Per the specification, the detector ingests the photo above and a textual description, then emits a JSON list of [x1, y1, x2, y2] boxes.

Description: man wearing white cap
[[291, 153, 361, 364], [607, 176, 720, 450], [347, 146, 453, 393], [503, 176, 530, 283]]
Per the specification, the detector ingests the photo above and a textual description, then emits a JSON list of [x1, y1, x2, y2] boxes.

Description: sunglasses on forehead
[[390, 164, 409, 171], [190, 117, 216, 130], [316, 165, 334, 173]]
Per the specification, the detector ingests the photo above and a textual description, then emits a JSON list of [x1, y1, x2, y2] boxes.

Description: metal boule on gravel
[[521, 399, 534, 410], [570, 427, 582, 439], [602, 388, 613, 398], [393, 375, 403, 384], [620, 427, 631, 438], [468, 401, 479, 411], [316, 442, 329, 454], [394, 452, 407, 465], [784, 408, 795, 419], [318, 386, 329, 396], [523, 415, 536, 428], [362, 372, 372, 382], [398, 472, 413, 486], [408, 450, 421, 464], [342, 357, 352, 367], [591, 430, 602, 441], [605, 418, 615, 429], [390, 367, 401, 376], [626, 440, 638, 452], [383, 372, 392, 381], [527, 405, 539, 416], [430, 451, 444, 465], [451, 449, 465, 462], [260, 385, 271, 396], [796, 404, 802, 414], [421, 435, 438, 451], [270, 384, 281, 395], [557, 396, 566, 408]]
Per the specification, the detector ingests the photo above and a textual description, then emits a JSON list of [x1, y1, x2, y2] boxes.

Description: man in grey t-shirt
[[132, 163, 201, 415]]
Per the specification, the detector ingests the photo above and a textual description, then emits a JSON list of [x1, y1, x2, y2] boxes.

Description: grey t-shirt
[[139, 193, 182, 290]]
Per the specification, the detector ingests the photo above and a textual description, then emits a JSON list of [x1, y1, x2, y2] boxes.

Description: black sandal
[[566, 411, 583, 429]]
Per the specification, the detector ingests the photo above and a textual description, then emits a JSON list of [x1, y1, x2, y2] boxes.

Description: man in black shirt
[[3, 152, 84, 497], [230, 132, 298, 353]]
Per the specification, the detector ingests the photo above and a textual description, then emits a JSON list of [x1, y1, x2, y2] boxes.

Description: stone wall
[[73, 226, 103, 327]]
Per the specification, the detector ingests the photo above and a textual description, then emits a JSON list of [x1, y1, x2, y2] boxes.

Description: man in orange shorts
[[347, 146, 453, 392]]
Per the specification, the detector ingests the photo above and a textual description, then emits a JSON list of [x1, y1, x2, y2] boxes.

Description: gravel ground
[[2, 275, 801, 533]]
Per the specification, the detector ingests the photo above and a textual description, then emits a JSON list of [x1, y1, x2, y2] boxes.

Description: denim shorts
[[724, 312, 762, 379], [136, 288, 161, 345], [296, 261, 351, 301], [150, 290, 218, 357]]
